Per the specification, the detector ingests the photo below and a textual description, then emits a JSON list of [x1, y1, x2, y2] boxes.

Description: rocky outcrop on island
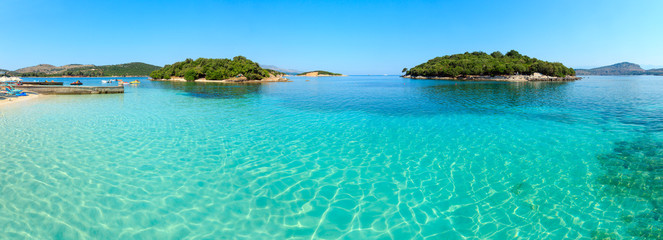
[[404, 50, 578, 82]]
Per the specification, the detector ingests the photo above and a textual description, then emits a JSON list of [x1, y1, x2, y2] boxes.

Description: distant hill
[[94, 63, 161, 76], [575, 62, 646, 75], [297, 70, 343, 76], [15, 64, 94, 74], [13, 62, 160, 77], [575, 62, 663, 75], [648, 68, 663, 75], [261, 65, 302, 75]]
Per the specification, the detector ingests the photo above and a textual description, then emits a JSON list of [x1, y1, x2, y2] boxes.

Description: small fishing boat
[[70, 80, 83, 85], [129, 80, 140, 84]]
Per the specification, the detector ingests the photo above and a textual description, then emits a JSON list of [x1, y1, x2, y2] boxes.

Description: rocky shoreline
[[403, 73, 581, 82]]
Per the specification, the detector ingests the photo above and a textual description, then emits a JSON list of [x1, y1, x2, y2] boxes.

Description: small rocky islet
[[296, 71, 344, 77]]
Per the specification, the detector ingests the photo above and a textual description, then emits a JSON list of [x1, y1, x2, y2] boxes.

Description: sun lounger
[[5, 87, 23, 95]]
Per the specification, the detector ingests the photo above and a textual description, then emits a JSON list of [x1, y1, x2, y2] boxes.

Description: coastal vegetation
[[149, 56, 281, 81], [405, 50, 576, 78], [15, 63, 160, 77], [297, 70, 342, 76]]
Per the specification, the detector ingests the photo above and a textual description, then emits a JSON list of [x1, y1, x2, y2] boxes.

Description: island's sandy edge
[[402, 74, 581, 82]]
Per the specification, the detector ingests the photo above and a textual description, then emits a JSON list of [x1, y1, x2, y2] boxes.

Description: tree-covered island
[[149, 56, 288, 83], [404, 50, 579, 81]]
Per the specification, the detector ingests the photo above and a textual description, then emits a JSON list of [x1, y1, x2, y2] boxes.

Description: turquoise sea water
[[1, 76, 662, 239]]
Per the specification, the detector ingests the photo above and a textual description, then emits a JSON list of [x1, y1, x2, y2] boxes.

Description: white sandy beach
[[0, 93, 41, 107]]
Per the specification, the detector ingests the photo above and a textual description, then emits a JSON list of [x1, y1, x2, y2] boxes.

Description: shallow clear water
[[1, 76, 662, 239]]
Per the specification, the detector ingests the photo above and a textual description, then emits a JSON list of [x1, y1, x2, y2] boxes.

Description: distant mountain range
[[8, 61, 661, 77], [260, 65, 302, 75], [575, 62, 663, 75], [3, 62, 321, 77], [14, 64, 95, 74], [6, 62, 161, 77]]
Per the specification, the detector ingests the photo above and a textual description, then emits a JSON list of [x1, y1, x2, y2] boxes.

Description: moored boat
[[70, 80, 83, 85], [103, 79, 121, 83]]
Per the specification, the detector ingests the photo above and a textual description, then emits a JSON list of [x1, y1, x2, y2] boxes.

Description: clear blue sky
[[2, 0, 662, 74]]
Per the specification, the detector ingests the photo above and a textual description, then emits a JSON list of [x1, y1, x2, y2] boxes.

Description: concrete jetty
[[21, 82, 64, 86], [15, 86, 124, 95]]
